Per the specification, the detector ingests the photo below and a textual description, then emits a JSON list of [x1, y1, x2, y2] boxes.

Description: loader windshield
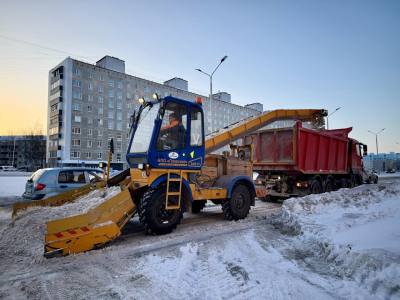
[[129, 103, 160, 153]]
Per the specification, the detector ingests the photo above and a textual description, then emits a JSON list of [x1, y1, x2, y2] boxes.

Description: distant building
[[245, 103, 263, 113], [213, 92, 231, 103], [363, 152, 400, 171], [47, 56, 263, 169], [0, 135, 46, 171]]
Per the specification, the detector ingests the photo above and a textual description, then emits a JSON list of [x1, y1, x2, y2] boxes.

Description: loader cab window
[[190, 106, 203, 147], [157, 102, 187, 150]]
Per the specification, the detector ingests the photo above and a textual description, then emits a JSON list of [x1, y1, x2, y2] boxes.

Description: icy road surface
[[0, 178, 399, 299]]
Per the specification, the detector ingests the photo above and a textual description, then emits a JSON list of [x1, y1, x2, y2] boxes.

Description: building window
[[72, 90, 82, 100], [97, 152, 102, 159], [116, 141, 122, 150], [73, 68, 81, 76], [72, 127, 81, 135], [73, 103, 81, 111], [87, 140, 92, 148], [116, 122, 122, 131], [72, 139, 81, 146], [72, 79, 81, 87], [70, 151, 80, 158], [99, 74, 104, 81], [99, 106, 103, 114], [117, 91, 122, 100], [98, 86, 104, 93], [87, 105, 92, 112], [108, 90, 114, 98], [98, 130, 103, 136], [88, 94, 93, 102], [88, 72, 93, 79], [108, 111, 114, 119], [98, 96, 103, 103], [74, 115, 81, 123], [88, 118, 93, 125], [108, 120, 114, 130], [97, 140, 102, 148], [86, 152, 92, 159], [116, 101, 122, 109], [88, 82, 93, 90], [98, 119, 103, 126], [116, 153, 121, 162], [88, 128, 93, 136], [109, 80, 114, 87], [116, 111, 122, 121]]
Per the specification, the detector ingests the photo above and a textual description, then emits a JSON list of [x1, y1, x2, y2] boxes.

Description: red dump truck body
[[244, 122, 367, 199], [247, 122, 352, 174]]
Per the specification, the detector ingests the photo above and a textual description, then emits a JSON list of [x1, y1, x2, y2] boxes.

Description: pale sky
[[0, 0, 399, 153]]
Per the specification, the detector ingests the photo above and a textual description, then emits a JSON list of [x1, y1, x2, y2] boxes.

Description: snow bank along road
[[0, 178, 399, 299]]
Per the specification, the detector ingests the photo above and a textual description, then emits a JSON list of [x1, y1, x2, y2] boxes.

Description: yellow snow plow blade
[[44, 188, 136, 258], [12, 181, 106, 218]]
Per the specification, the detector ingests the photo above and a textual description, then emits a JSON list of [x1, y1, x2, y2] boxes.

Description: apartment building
[[47, 56, 263, 169]]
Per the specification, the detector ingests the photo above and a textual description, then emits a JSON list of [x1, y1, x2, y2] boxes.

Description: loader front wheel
[[139, 187, 183, 235], [222, 184, 251, 221]]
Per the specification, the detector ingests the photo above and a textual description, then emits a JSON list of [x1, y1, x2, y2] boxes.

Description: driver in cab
[[159, 113, 186, 150]]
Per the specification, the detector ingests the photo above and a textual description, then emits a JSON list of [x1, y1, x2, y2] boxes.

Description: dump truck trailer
[[36, 95, 326, 257], [244, 121, 368, 200]]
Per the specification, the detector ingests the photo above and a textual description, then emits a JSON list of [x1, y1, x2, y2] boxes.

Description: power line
[[0, 34, 95, 61]]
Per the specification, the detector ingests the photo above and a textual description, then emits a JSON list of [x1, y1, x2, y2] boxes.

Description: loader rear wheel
[[191, 200, 206, 214], [139, 187, 183, 235], [222, 184, 251, 221]]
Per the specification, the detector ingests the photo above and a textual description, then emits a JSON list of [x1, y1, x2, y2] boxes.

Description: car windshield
[[129, 103, 160, 153]]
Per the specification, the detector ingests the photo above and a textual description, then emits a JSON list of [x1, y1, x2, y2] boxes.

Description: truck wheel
[[310, 180, 322, 194], [340, 178, 349, 188], [349, 175, 356, 188], [191, 200, 206, 213], [222, 184, 252, 221], [324, 179, 334, 193], [139, 187, 183, 235]]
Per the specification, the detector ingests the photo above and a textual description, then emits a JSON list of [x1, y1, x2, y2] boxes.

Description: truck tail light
[[35, 183, 46, 191]]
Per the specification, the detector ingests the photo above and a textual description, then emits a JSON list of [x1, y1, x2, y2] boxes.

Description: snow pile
[[271, 184, 400, 299], [0, 187, 121, 265]]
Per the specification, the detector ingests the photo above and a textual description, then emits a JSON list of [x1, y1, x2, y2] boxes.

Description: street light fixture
[[326, 107, 341, 130], [196, 55, 228, 132], [367, 128, 385, 155]]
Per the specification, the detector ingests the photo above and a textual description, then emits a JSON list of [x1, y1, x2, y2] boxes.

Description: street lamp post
[[196, 55, 228, 133], [326, 107, 341, 130], [368, 128, 385, 155]]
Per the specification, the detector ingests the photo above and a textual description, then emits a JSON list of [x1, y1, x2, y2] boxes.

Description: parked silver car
[[22, 168, 104, 200]]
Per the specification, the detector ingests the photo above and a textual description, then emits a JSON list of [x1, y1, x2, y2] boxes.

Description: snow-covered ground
[[0, 176, 29, 205], [0, 179, 399, 299]]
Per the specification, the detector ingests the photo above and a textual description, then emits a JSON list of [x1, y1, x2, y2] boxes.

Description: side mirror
[[363, 145, 368, 156]]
